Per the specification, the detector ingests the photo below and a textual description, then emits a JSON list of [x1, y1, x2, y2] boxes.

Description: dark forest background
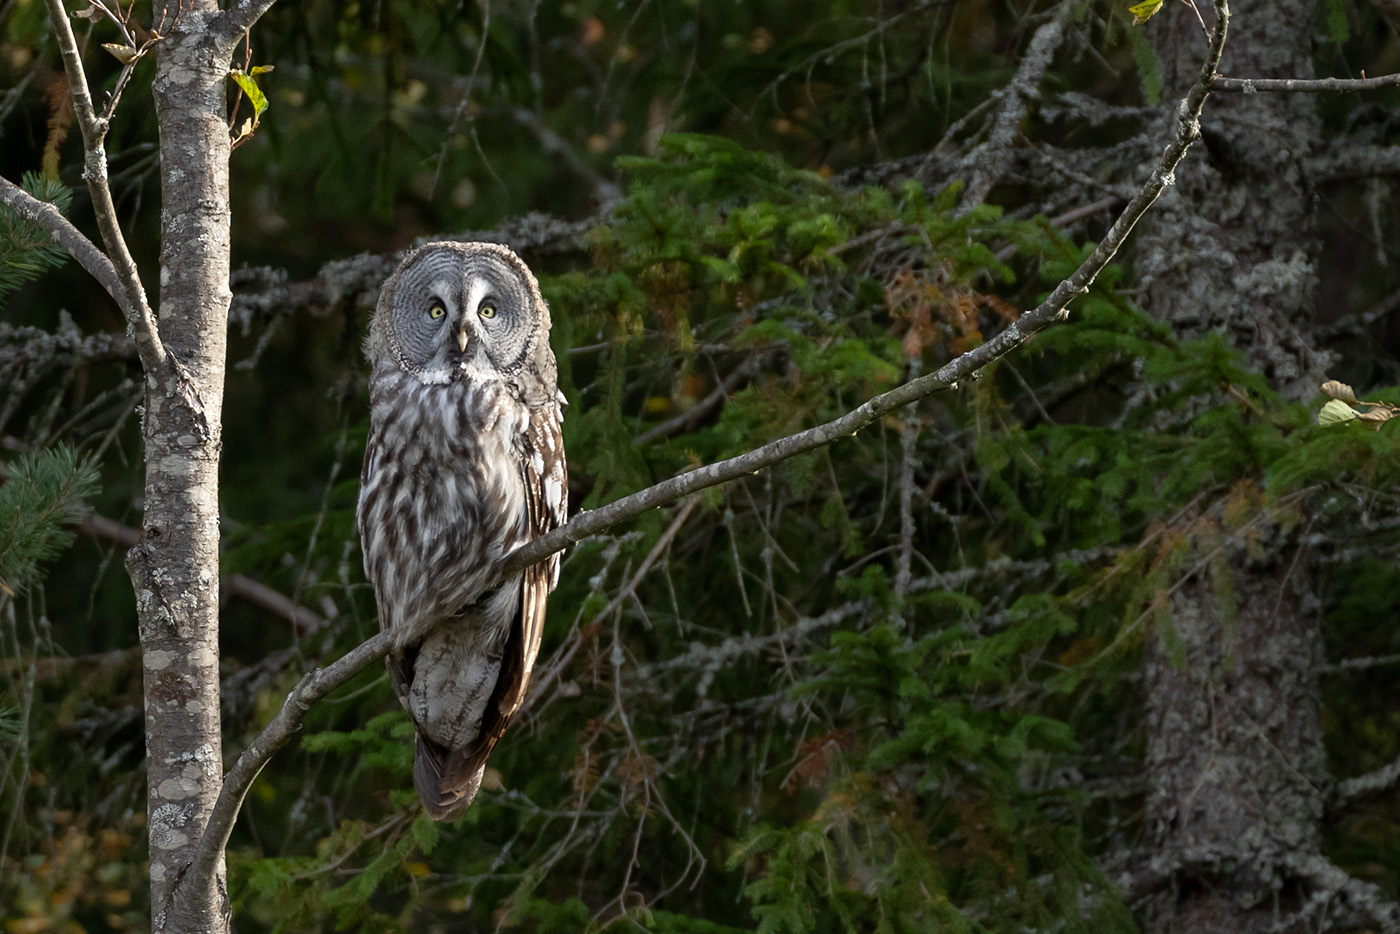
[[3, 0, 1400, 931]]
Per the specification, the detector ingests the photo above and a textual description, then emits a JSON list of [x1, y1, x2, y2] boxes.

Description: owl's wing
[[469, 402, 566, 741], [503, 399, 568, 713], [359, 425, 416, 716], [412, 401, 567, 820]]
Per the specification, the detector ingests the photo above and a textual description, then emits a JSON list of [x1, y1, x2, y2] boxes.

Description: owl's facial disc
[[458, 264, 532, 375]]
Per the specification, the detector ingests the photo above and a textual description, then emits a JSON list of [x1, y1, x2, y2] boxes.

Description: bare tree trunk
[[1138, 0, 1330, 397], [129, 4, 234, 930], [1137, 1, 1331, 930], [1143, 539, 1326, 933]]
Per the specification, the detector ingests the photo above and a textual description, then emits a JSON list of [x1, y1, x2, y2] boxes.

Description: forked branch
[[179, 0, 1234, 905]]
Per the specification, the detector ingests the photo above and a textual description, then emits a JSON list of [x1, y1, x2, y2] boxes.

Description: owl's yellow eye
[[479, 303, 497, 319], [429, 303, 447, 319]]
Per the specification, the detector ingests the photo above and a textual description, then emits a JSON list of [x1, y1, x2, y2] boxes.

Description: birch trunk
[[129, 4, 234, 929]]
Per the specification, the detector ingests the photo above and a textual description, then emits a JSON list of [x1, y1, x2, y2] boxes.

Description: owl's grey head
[[369, 242, 556, 396]]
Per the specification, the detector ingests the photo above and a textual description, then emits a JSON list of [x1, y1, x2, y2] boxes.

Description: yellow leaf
[[1318, 399, 1359, 425], [231, 117, 255, 146], [102, 43, 141, 66], [1129, 0, 1164, 24]]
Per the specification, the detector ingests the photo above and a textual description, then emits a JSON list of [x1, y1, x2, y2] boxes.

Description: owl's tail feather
[[409, 574, 541, 821], [414, 733, 485, 822]]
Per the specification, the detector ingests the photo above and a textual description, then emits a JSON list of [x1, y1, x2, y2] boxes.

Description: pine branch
[[0, 177, 129, 316], [0, 173, 72, 299], [0, 448, 100, 596], [177, 0, 1235, 905]]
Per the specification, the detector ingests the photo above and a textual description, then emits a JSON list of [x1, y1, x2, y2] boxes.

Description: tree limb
[[78, 512, 327, 635], [1333, 753, 1400, 807], [177, 628, 393, 919], [178, 0, 1232, 906], [0, 177, 130, 312], [213, 0, 282, 45], [40, 0, 165, 376], [959, 0, 1076, 207], [1213, 72, 1400, 93]]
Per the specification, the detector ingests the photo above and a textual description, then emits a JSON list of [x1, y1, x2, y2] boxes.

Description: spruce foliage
[[0, 172, 72, 302], [0, 447, 98, 597]]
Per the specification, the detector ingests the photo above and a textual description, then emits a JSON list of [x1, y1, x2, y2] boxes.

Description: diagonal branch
[[502, 0, 1229, 580], [177, 628, 394, 920], [40, 0, 165, 375], [179, 0, 1233, 907]]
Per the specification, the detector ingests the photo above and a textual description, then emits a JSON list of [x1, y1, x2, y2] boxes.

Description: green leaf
[[1128, 0, 1164, 24], [229, 69, 269, 118], [1319, 398, 1359, 425]]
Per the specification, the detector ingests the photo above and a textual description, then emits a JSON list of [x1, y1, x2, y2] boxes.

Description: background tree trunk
[[1139, 0, 1330, 397], [1137, 1, 1332, 929], [1143, 539, 1327, 933]]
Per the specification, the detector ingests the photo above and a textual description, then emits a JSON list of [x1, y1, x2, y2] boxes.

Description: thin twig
[[1322, 650, 1400, 673], [1213, 72, 1400, 93], [576, 497, 698, 633], [635, 357, 764, 445]]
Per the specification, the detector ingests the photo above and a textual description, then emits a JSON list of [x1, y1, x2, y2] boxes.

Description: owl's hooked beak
[[456, 323, 469, 353]]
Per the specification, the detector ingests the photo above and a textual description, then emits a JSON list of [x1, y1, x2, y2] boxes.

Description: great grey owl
[[357, 241, 567, 821]]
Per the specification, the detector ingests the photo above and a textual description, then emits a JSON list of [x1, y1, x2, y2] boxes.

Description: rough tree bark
[[1138, 0, 1330, 397], [1143, 536, 1327, 933], [1136, 1, 1335, 931]]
